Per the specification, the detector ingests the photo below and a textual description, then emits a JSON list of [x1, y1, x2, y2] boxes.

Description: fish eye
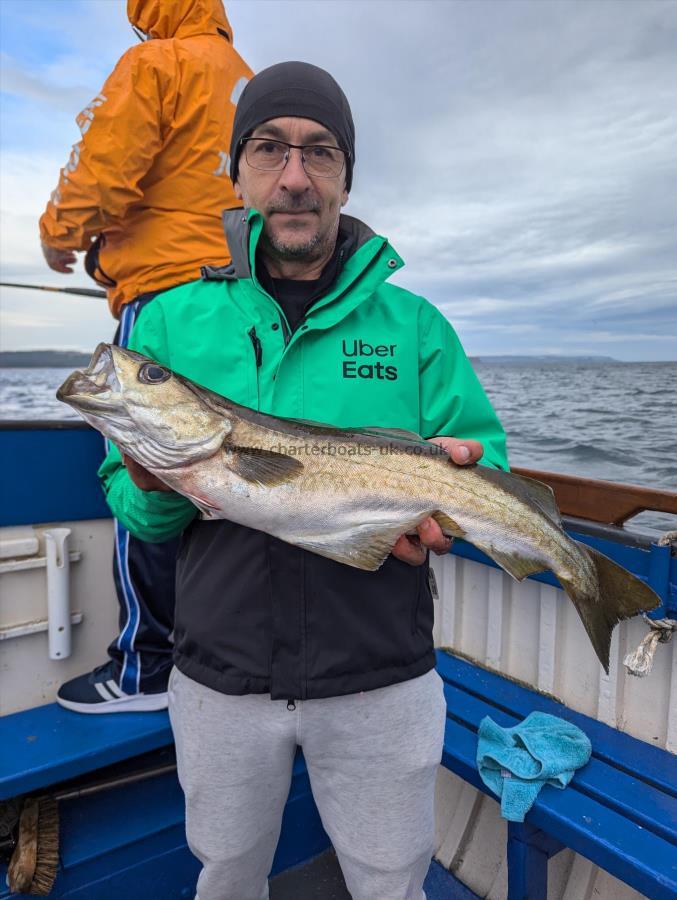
[[138, 363, 171, 385]]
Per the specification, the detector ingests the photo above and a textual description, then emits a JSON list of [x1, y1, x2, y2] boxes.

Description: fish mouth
[[57, 343, 123, 413]]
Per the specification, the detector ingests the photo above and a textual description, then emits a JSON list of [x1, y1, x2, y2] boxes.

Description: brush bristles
[[28, 798, 59, 896]]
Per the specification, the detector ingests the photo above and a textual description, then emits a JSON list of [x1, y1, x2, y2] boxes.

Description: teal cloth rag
[[476, 711, 592, 822]]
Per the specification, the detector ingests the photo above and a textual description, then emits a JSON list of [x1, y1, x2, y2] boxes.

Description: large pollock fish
[[57, 344, 660, 672]]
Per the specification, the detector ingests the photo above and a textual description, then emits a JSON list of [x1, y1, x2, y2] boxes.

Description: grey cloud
[[1, 0, 675, 359], [0, 55, 93, 112]]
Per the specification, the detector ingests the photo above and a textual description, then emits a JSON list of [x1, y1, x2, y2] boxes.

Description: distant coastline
[[3, 350, 673, 368], [470, 354, 617, 365], [0, 350, 92, 368]]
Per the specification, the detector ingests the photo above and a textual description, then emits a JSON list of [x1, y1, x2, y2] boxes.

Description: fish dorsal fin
[[480, 468, 561, 526], [287, 417, 425, 445], [226, 445, 304, 487], [508, 472, 561, 525], [286, 416, 351, 434], [361, 426, 426, 443]]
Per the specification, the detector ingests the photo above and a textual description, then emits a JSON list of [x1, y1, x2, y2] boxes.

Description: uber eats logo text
[[341, 339, 398, 381]]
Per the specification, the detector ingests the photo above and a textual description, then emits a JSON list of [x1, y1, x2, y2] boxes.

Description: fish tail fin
[[561, 543, 661, 673]]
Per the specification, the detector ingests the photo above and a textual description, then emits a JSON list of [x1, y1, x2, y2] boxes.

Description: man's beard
[[263, 195, 336, 263], [265, 229, 323, 261]]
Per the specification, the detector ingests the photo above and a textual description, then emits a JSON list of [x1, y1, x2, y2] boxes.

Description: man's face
[[234, 116, 349, 266]]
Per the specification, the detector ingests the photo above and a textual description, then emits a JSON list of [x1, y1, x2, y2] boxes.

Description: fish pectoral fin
[[476, 543, 547, 582], [226, 446, 304, 487], [295, 519, 423, 572]]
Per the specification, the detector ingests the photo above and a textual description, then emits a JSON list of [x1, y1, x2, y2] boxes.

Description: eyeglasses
[[240, 138, 348, 179]]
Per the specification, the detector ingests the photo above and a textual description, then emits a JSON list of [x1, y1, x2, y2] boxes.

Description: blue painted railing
[[451, 532, 676, 619], [0, 422, 109, 526]]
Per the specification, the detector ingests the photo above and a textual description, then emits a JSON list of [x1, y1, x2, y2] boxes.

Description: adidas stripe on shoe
[[56, 662, 168, 714]]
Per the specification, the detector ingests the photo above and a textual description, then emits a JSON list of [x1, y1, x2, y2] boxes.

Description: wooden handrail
[[512, 467, 677, 527]]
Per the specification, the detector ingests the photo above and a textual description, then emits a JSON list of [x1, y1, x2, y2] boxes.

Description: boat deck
[[270, 850, 349, 899], [270, 849, 479, 899]]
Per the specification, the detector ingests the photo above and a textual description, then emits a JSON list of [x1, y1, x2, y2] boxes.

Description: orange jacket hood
[[127, 0, 232, 41]]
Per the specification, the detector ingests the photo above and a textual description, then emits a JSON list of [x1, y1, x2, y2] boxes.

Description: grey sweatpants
[[168, 666, 446, 900]]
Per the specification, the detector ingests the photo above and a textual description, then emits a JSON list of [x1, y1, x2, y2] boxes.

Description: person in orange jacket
[[41, 0, 253, 714], [40, 0, 251, 318]]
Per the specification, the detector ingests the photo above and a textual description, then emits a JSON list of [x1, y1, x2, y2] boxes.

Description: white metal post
[[44, 528, 72, 659]]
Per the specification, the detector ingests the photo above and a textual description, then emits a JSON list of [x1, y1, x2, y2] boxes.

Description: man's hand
[[122, 454, 172, 492], [391, 436, 483, 566], [41, 242, 77, 273]]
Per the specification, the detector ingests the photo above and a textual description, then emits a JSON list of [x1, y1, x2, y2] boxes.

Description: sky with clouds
[[1, 0, 675, 360]]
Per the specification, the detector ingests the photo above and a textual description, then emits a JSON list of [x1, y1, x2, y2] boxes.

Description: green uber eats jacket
[[100, 209, 508, 701]]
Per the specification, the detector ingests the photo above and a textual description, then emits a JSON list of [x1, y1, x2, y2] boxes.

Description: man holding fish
[[73, 61, 509, 899], [59, 57, 660, 898]]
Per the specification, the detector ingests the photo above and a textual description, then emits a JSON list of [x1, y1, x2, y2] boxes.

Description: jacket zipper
[[279, 314, 291, 346], [412, 567, 423, 635], [247, 326, 262, 408], [287, 699, 296, 711], [270, 314, 291, 382], [412, 564, 439, 635], [248, 326, 263, 367]]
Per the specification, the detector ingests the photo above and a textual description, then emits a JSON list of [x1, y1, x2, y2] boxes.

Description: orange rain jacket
[[39, 0, 252, 317]]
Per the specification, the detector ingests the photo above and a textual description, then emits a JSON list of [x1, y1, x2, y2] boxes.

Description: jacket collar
[[221, 208, 252, 278], [221, 207, 402, 290]]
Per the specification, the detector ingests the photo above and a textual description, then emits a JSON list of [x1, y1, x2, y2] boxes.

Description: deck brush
[[7, 761, 176, 895], [7, 797, 59, 895]]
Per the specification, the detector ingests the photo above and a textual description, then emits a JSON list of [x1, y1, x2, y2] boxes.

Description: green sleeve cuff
[[118, 479, 198, 543], [99, 446, 197, 542], [418, 307, 509, 472]]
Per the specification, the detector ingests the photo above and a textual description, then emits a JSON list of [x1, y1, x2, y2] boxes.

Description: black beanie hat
[[229, 61, 355, 192]]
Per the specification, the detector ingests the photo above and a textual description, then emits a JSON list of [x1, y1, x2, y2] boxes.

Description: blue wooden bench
[[0, 705, 329, 898], [0, 702, 473, 898], [436, 649, 677, 900], [3, 658, 675, 898], [0, 704, 174, 800]]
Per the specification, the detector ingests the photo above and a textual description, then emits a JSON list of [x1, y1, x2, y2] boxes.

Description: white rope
[[623, 616, 676, 677], [623, 530, 676, 677]]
